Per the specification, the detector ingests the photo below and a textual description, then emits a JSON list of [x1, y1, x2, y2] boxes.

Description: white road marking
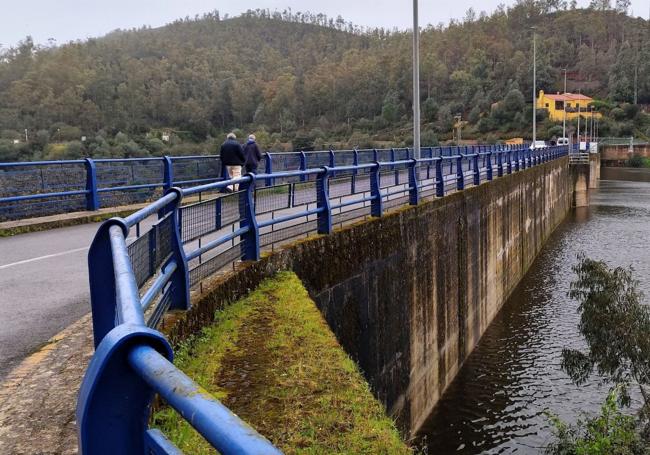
[[0, 246, 90, 270]]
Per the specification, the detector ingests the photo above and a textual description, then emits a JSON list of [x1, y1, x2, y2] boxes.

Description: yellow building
[[536, 90, 602, 122]]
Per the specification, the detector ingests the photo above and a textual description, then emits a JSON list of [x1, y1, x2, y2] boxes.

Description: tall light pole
[[412, 0, 421, 159], [532, 27, 537, 147], [562, 68, 567, 140]]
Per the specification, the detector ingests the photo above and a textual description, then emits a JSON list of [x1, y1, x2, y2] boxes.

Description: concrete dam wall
[[167, 156, 573, 436]]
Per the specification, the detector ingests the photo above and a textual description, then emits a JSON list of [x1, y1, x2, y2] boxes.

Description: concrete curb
[[0, 205, 147, 237]]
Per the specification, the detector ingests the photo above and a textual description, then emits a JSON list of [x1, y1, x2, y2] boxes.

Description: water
[[417, 172, 650, 454]]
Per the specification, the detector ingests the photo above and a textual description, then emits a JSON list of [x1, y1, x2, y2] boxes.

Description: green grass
[[152, 271, 411, 454]]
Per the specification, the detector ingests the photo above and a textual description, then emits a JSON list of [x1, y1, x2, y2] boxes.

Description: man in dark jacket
[[220, 132, 245, 191], [243, 134, 262, 174]]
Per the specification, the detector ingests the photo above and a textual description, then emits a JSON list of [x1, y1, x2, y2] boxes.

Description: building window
[[566, 103, 571, 108], [545, 103, 549, 108], [555, 101, 563, 110]]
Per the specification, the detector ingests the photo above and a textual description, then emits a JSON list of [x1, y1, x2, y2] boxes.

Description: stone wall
[[166, 156, 572, 436]]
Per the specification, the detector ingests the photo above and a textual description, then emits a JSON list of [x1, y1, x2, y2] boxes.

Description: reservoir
[[417, 170, 650, 453]]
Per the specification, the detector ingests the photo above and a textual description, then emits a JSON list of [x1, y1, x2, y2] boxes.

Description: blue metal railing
[[0, 145, 560, 221], [78, 144, 569, 454]]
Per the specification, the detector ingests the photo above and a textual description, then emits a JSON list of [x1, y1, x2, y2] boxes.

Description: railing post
[[299, 151, 307, 182], [497, 149, 503, 177], [316, 167, 332, 234], [165, 188, 191, 311], [456, 155, 464, 190], [370, 162, 383, 217], [408, 158, 419, 205], [507, 149, 513, 174], [84, 158, 100, 211], [514, 147, 520, 172], [162, 156, 173, 191], [264, 152, 273, 187], [329, 149, 335, 175], [239, 174, 260, 261], [472, 150, 480, 186], [352, 148, 359, 194], [486, 151, 493, 181], [435, 158, 444, 197]]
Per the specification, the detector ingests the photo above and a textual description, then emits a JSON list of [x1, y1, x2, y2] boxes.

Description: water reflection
[[417, 177, 650, 454]]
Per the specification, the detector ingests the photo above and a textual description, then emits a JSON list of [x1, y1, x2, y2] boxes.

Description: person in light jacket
[[243, 134, 262, 174], [219, 132, 245, 191]]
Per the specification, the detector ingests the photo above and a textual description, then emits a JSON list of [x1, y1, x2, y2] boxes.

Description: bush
[[545, 388, 648, 455], [627, 156, 650, 168], [421, 129, 439, 147], [611, 108, 626, 121]]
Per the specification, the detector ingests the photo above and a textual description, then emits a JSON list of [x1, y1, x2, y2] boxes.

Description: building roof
[[542, 92, 593, 102]]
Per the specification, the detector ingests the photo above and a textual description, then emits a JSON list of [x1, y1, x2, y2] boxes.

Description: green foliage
[[422, 97, 439, 123], [627, 156, 650, 168], [563, 256, 650, 408], [0, 7, 648, 161], [545, 387, 649, 455]]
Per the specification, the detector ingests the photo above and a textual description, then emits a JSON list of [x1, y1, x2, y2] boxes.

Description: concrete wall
[[166, 156, 572, 436], [600, 143, 650, 166]]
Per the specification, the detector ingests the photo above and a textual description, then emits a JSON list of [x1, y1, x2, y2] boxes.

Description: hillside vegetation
[[0, 1, 649, 161]]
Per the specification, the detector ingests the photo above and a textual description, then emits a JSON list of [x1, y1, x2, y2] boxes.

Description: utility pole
[[412, 0, 421, 159], [532, 27, 537, 146], [577, 105, 581, 146], [562, 68, 567, 140]]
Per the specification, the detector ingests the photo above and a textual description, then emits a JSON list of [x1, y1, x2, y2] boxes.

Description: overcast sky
[[1, 0, 648, 48]]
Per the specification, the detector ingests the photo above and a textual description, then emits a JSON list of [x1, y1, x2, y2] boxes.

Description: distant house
[[536, 90, 602, 122]]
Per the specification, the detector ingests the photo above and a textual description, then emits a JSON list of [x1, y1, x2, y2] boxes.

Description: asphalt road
[[0, 170, 425, 382], [0, 223, 100, 381]]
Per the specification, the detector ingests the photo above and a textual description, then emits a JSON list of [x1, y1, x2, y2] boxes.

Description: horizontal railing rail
[[78, 143, 568, 454]]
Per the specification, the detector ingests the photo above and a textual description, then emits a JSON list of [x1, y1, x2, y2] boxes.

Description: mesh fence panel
[[254, 185, 292, 214], [172, 158, 221, 185], [329, 176, 354, 198], [332, 206, 371, 225], [189, 244, 243, 287], [180, 197, 219, 243], [259, 220, 317, 248], [292, 181, 317, 206], [128, 214, 174, 288]]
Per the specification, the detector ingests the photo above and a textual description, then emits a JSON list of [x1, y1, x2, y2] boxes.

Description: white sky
[[1, 0, 648, 48]]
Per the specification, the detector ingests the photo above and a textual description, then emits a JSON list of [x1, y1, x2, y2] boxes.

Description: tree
[[381, 90, 401, 124], [615, 0, 631, 13], [562, 255, 650, 414], [422, 98, 438, 123]]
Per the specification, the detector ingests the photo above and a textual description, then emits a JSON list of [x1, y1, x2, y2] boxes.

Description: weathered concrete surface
[[600, 143, 650, 166], [0, 315, 93, 455], [572, 163, 590, 207], [589, 153, 600, 189], [167, 156, 572, 435]]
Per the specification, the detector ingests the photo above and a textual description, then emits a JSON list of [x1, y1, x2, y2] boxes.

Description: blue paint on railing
[[78, 144, 568, 454]]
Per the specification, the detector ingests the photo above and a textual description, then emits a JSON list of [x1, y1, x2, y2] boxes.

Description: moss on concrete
[[0, 209, 138, 237], [153, 271, 411, 454]]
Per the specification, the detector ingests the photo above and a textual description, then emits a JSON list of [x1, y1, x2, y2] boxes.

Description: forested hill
[[0, 4, 649, 161]]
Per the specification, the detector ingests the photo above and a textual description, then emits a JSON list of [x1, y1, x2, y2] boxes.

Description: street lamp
[[412, 0, 421, 159], [532, 27, 537, 147], [562, 68, 567, 140]]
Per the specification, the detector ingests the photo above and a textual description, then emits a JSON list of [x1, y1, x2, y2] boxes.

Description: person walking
[[219, 132, 245, 191], [243, 134, 262, 174]]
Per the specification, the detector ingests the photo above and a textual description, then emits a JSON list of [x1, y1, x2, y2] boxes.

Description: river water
[[417, 170, 650, 454]]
